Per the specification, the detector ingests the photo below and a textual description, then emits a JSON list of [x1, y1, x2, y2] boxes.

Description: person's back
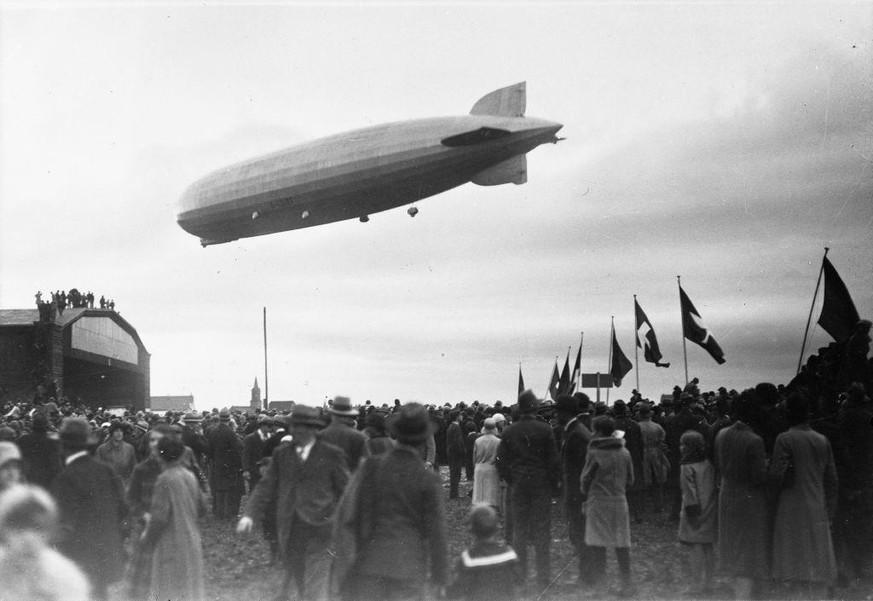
[[17, 427, 61, 489], [447, 505, 520, 601]]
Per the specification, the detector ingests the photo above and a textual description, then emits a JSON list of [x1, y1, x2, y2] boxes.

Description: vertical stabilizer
[[470, 82, 526, 117]]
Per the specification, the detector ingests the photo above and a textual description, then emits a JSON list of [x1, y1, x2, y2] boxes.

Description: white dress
[[472, 433, 501, 507]]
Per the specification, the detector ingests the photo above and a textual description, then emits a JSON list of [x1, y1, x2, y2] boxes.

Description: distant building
[[0, 307, 150, 410], [149, 395, 194, 412]]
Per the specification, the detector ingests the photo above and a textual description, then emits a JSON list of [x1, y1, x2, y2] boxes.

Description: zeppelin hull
[[176, 84, 562, 245]]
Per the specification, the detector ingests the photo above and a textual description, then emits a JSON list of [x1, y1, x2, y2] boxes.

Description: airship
[[177, 82, 562, 246]]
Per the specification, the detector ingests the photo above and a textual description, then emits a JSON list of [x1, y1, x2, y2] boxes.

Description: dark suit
[[207, 422, 243, 518], [245, 440, 349, 600], [318, 419, 368, 471], [242, 429, 268, 492], [17, 431, 62, 489], [51, 454, 127, 600], [562, 417, 594, 582]]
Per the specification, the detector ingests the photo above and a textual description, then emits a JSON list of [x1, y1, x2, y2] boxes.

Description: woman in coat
[[714, 391, 770, 600], [142, 437, 208, 601], [472, 418, 501, 509], [580, 416, 635, 597], [770, 393, 838, 598]]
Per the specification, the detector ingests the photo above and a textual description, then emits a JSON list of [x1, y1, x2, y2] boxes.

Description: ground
[[195, 468, 873, 601]]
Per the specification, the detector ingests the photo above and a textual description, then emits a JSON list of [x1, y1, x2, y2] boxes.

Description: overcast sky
[[1, 2, 871, 409]]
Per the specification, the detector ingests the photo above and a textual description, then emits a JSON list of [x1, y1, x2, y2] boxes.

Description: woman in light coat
[[472, 418, 502, 509], [770, 393, 838, 598], [580, 416, 635, 597]]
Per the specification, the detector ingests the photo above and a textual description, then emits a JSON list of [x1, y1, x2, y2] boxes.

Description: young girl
[[678, 430, 717, 594]]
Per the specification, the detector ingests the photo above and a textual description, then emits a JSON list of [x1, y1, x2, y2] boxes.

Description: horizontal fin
[[441, 127, 511, 147], [472, 155, 527, 186], [470, 82, 526, 117]]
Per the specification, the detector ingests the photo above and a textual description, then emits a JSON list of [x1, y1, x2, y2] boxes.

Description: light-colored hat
[[0, 442, 21, 467], [492, 413, 506, 424]]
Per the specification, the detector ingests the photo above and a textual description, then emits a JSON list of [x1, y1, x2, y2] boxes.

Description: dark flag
[[680, 286, 726, 364], [635, 298, 670, 367], [547, 361, 560, 401], [610, 328, 633, 387], [558, 351, 572, 395], [818, 256, 860, 342], [570, 344, 582, 387], [518, 365, 525, 395]]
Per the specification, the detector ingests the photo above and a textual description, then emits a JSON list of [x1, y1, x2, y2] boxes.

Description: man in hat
[[495, 390, 561, 589], [238, 406, 349, 601], [16, 412, 62, 489], [51, 417, 127, 601], [207, 409, 244, 519], [331, 403, 448, 600], [318, 396, 368, 472], [243, 414, 275, 493], [181, 411, 209, 476]]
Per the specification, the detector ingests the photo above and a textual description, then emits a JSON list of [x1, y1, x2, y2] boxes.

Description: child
[[446, 504, 522, 601], [678, 429, 717, 594]]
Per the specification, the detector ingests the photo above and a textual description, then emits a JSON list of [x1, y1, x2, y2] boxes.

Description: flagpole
[[263, 306, 269, 411], [633, 295, 640, 395], [607, 317, 614, 405], [797, 247, 830, 375], [678, 276, 689, 386]]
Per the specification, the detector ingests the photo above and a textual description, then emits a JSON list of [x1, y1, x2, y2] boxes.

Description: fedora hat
[[328, 396, 357, 416], [387, 403, 431, 444], [288, 405, 326, 428], [517, 389, 541, 414]]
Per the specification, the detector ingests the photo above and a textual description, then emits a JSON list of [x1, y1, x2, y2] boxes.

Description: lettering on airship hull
[[176, 82, 562, 246]]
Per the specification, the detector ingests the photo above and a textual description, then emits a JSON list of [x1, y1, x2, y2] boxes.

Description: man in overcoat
[[51, 417, 127, 601], [207, 410, 244, 518], [495, 389, 561, 588], [238, 406, 349, 601]]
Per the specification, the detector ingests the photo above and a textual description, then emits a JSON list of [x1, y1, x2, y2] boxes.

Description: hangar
[[0, 306, 150, 410]]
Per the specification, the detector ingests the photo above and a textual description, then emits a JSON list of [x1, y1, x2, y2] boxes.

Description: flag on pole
[[547, 360, 560, 400], [635, 299, 670, 367], [518, 365, 525, 395], [610, 327, 633, 387], [558, 350, 571, 395], [679, 286, 726, 364], [571, 344, 582, 385], [818, 256, 860, 342]]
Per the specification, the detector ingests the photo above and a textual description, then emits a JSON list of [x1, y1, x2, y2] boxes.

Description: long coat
[[145, 464, 208, 601], [331, 444, 448, 592], [50, 454, 127, 591], [472, 433, 501, 507], [714, 421, 769, 579], [207, 423, 243, 490], [580, 436, 634, 548], [318, 420, 369, 472], [770, 425, 838, 583], [638, 419, 669, 487], [16, 431, 62, 489], [245, 440, 349, 562], [678, 459, 717, 544]]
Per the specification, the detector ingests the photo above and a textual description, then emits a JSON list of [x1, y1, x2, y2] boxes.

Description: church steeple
[[250, 378, 262, 411]]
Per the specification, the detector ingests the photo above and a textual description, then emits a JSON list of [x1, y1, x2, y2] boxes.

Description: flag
[[518, 365, 525, 395], [558, 351, 571, 395], [818, 256, 860, 342], [680, 286, 726, 364], [570, 344, 582, 386], [610, 327, 633, 387], [547, 361, 560, 400], [635, 299, 670, 367]]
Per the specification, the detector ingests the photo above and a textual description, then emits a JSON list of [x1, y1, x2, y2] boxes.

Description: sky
[[1, 2, 871, 409]]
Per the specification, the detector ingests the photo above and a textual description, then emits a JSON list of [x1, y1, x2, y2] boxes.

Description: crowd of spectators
[[0, 320, 869, 600], [35, 289, 116, 321]]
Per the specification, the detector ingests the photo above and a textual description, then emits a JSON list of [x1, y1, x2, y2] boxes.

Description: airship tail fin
[[470, 82, 526, 117], [472, 155, 527, 186]]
